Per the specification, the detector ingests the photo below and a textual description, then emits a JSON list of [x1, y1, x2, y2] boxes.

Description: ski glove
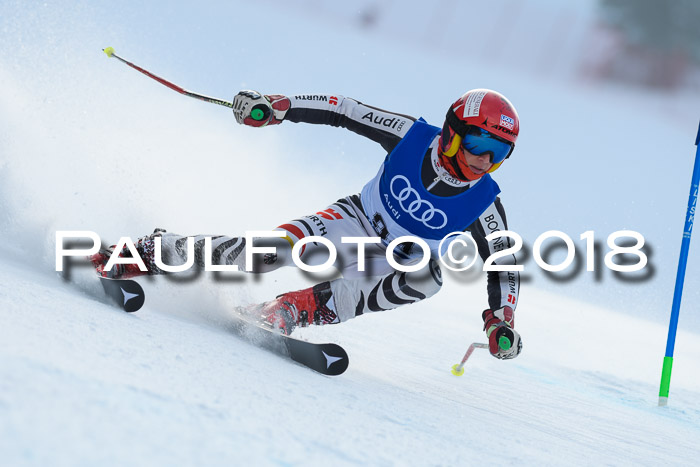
[[482, 306, 522, 360], [232, 90, 290, 127]]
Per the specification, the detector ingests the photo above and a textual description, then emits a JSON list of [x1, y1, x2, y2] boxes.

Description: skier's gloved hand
[[232, 90, 290, 127], [482, 306, 522, 360]]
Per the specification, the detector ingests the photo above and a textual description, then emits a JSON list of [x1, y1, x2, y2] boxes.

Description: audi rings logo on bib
[[389, 175, 448, 229]]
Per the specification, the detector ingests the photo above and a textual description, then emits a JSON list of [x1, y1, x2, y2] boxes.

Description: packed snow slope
[[1, 251, 700, 466], [1, 0, 700, 465]]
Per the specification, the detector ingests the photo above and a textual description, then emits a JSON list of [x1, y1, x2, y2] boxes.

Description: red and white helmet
[[438, 89, 520, 180]]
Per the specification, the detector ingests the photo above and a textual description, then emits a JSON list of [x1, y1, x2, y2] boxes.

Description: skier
[[91, 89, 522, 360]]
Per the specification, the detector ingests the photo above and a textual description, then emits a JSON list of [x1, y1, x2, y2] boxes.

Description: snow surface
[[1, 1, 700, 465], [2, 246, 700, 466]]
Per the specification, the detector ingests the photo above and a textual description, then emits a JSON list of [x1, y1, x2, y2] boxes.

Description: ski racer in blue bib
[[91, 89, 523, 360]]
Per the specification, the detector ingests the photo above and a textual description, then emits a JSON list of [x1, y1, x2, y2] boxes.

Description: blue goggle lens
[[462, 128, 514, 164]]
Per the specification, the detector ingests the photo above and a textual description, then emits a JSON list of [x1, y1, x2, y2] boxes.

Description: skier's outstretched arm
[[467, 198, 522, 360], [232, 90, 417, 153]]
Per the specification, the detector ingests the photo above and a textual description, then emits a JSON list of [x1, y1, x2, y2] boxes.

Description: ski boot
[[256, 282, 338, 335], [89, 228, 167, 279]]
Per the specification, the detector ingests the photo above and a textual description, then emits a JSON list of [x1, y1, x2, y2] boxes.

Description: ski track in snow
[[1, 252, 699, 466]]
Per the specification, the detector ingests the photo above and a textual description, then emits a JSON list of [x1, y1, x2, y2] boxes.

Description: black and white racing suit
[[154, 94, 520, 323]]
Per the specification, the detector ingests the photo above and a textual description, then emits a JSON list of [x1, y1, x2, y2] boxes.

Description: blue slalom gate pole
[[658, 121, 700, 406]]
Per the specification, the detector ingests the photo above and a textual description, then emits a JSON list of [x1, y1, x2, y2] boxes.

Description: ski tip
[[103, 47, 115, 57]]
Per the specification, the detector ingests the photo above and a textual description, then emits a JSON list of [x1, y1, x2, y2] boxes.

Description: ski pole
[[451, 342, 488, 376], [102, 47, 272, 121], [102, 47, 234, 109], [658, 119, 700, 407]]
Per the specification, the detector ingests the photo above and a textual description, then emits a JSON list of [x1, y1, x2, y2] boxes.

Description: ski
[[96, 275, 347, 374], [228, 312, 349, 376], [98, 277, 145, 312]]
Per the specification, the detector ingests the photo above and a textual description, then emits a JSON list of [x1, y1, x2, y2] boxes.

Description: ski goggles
[[462, 127, 514, 164]]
